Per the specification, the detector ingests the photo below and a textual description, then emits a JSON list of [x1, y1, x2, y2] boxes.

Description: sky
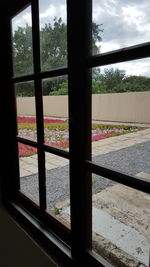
[[12, 0, 150, 77]]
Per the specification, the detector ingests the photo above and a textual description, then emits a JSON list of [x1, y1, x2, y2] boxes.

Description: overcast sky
[[12, 0, 150, 77]]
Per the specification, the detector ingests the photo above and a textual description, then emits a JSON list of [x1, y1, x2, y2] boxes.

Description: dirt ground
[[93, 184, 150, 238], [53, 183, 150, 267]]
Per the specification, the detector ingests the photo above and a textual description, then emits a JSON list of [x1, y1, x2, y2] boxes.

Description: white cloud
[[99, 59, 150, 77], [122, 6, 145, 29], [93, 0, 150, 49], [39, 2, 67, 28], [12, 0, 150, 77], [40, 5, 56, 19], [12, 6, 32, 31], [99, 42, 120, 53]]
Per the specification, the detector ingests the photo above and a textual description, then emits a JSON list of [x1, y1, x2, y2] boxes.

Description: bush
[[49, 82, 68, 95]]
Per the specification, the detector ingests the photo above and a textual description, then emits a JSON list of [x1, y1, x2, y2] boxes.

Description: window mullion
[[2, 15, 20, 198], [31, 0, 46, 211], [88, 42, 150, 68], [67, 0, 92, 261]]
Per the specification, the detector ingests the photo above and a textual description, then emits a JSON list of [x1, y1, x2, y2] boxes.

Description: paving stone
[[19, 161, 27, 168], [30, 154, 38, 159], [23, 164, 38, 173], [20, 128, 150, 176], [20, 169, 32, 177], [136, 172, 150, 181], [45, 163, 53, 170], [20, 157, 36, 164]]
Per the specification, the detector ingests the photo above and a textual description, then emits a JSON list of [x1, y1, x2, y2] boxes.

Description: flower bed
[[17, 117, 141, 157], [17, 116, 66, 124], [19, 143, 37, 157]]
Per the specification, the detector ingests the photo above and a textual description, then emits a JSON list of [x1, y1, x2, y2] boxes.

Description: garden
[[17, 116, 142, 157]]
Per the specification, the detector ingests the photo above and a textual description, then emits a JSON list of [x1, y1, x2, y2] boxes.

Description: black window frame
[[1, 0, 150, 266]]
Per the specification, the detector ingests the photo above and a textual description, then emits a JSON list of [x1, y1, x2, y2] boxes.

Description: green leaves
[[40, 17, 67, 70], [13, 17, 102, 78], [13, 24, 33, 76], [92, 68, 150, 94]]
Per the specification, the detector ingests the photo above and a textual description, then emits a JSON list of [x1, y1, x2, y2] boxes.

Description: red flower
[[92, 133, 111, 141], [18, 143, 37, 156], [17, 116, 66, 124]]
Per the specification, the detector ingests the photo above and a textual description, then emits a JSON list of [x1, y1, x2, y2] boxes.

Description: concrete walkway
[[19, 128, 150, 177], [19, 126, 150, 266], [62, 205, 149, 266]]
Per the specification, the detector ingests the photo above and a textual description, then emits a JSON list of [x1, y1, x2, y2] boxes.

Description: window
[[2, 0, 150, 266]]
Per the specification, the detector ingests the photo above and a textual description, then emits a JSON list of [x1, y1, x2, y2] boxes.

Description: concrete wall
[[17, 95, 68, 118], [0, 207, 57, 267], [17, 97, 36, 116], [92, 91, 150, 123], [17, 91, 150, 123], [43, 95, 68, 118]]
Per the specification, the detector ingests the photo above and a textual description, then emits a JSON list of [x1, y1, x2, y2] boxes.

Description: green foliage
[[18, 122, 68, 131], [15, 82, 34, 97], [123, 75, 150, 92], [13, 17, 102, 96], [18, 123, 36, 130], [92, 22, 103, 55], [42, 77, 67, 96], [49, 82, 68, 95], [18, 121, 141, 132], [91, 123, 139, 131], [100, 68, 126, 91], [92, 177, 97, 185], [92, 68, 150, 94], [53, 206, 60, 215], [40, 17, 67, 71], [13, 18, 150, 96], [13, 24, 33, 76]]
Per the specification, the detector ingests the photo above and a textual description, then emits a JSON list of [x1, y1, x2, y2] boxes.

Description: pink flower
[[18, 143, 37, 156], [17, 116, 66, 124], [92, 133, 111, 141]]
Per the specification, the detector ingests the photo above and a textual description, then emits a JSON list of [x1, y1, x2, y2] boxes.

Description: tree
[[40, 17, 67, 71], [92, 23, 103, 55], [123, 75, 150, 92], [15, 82, 34, 97], [42, 76, 67, 96], [49, 82, 68, 95], [13, 17, 103, 95], [92, 68, 126, 93], [92, 68, 150, 94], [13, 17, 102, 75], [99, 68, 126, 91], [13, 24, 33, 76]]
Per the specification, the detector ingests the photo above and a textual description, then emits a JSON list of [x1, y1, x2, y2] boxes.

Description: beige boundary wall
[[17, 91, 150, 123]]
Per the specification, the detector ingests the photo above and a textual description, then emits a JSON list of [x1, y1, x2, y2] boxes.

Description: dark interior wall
[[0, 208, 57, 267], [1, 0, 31, 17]]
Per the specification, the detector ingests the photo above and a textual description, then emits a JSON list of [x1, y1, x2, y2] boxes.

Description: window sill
[[4, 201, 72, 267]]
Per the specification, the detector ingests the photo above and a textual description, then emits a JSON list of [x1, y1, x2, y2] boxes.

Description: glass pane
[[92, 0, 150, 55], [39, 0, 67, 71], [92, 174, 150, 267], [11, 6, 34, 76], [92, 58, 150, 179], [42, 76, 69, 151], [45, 152, 70, 228], [15, 81, 37, 142], [18, 143, 39, 205]]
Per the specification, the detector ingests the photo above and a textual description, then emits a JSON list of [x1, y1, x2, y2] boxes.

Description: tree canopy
[[13, 17, 102, 77], [13, 17, 150, 96], [13, 17, 103, 96], [92, 68, 150, 94]]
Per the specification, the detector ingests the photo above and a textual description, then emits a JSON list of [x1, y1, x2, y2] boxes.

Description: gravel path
[[20, 141, 150, 209]]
